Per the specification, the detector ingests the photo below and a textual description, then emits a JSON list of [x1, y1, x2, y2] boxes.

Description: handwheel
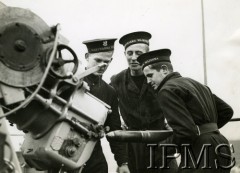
[[50, 44, 79, 79]]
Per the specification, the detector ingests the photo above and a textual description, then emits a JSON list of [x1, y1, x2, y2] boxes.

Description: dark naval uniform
[[111, 69, 178, 173], [111, 69, 165, 130], [82, 74, 128, 173], [156, 72, 233, 173]]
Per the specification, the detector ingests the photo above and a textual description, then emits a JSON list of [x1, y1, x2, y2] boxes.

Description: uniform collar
[[85, 73, 102, 85], [157, 72, 182, 91], [126, 68, 139, 93], [126, 68, 149, 98]]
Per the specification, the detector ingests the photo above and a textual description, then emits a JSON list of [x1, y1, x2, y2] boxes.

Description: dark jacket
[[110, 69, 178, 173], [110, 69, 165, 130], [157, 72, 234, 172], [157, 72, 233, 145]]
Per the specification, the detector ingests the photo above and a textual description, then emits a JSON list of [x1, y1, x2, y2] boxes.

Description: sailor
[[110, 32, 178, 173], [82, 38, 130, 173], [137, 48, 234, 172]]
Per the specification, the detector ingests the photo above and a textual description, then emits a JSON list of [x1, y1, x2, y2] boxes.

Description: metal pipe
[[229, 118, 240, 122], [106, 130, 173, 143], [201, 0, 208, 85]]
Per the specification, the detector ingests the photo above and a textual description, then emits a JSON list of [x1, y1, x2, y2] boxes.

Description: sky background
[[1, 0, 240, 171]]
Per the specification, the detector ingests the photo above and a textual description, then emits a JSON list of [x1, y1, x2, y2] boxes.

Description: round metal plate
[[0, 7, 52, 87], [0, 23, 42, 71]]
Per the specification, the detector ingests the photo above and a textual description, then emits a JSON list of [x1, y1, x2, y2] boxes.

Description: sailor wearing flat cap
[[138, 49, 234, 172], [137, 48, 172, 90], [81, 38, 130, 173], [83, 38, 116, 75], [119, 31, 151, 49], [110, 32, 178, 173], [118, 31, 151, 73]]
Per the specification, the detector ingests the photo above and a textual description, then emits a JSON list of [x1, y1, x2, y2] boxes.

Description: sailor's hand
[[117, 164, 130, 173]]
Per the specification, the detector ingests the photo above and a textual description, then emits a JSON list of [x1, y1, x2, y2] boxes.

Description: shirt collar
[[157, 72, 182, 91]]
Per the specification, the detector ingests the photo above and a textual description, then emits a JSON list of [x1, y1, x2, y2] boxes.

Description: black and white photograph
[[0, 0, 240, 172]]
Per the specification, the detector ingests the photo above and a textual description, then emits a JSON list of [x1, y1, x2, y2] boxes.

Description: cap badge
[[103, 41, 108, 46]]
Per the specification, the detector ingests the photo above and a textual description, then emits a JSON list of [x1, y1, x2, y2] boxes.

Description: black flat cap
[[137, 49, 171, 69], [119, 31, 151, 49], [83, 38, 117, 53]]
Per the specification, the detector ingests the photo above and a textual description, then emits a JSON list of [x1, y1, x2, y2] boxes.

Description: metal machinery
[[0, 5, 111, 172], [1, 3, 238, 173]]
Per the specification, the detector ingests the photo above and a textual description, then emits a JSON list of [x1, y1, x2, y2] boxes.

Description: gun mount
[[0, 6, 111, 172]]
